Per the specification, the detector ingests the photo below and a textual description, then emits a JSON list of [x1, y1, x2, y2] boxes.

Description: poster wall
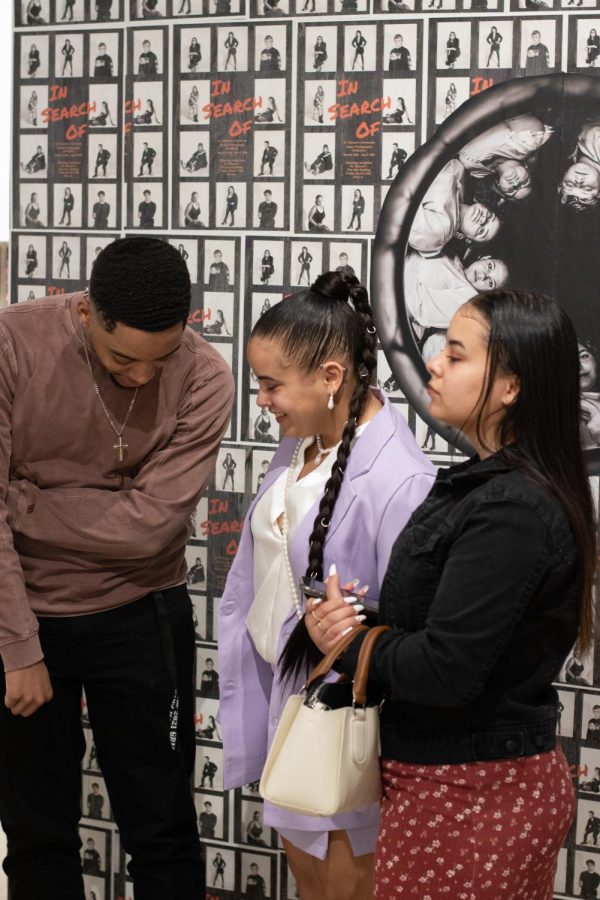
[[10, 1, 600, 898]]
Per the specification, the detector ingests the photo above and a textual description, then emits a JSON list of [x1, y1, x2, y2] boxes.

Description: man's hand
[[5, 661, 53, 717]]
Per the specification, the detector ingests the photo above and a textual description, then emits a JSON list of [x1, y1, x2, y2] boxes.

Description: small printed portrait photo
[[190, 595, 207, 643], [19, 235, 46, 282], [342, 185, 374, 233], [240, 800, 273, 848], [254, 133, 285, 179], [83, 876, 105, 900], [563, 0, 595, 6], [179, 29, 211, 75], [21, 35, 49, 80], [576, 798, 600, 848], [216, 182, 247, 228], [54, 34, 84, 79], [179, 82, 211, 126], [20, 0, 49, 26], [201, 293, 235, 338], [434, 77, 470, 126], [383, 0, 416, 11], [208, 0, 242, 13], [559, 648, 594, 688], [258, 0, 290, 15], [254, 25, 287, 73], [328, 240, 363, 282], [90, 34, 119, 79], [174, 0, 204, 13], [196, 793, 226, 842], [305, 26, 337, 75], [134, 132, 163, 179], [478, 21, 514, 69], [252, 449, 276, 494], [573, 850, 600, 899], [464, 0, 500, 7], [82, 774, 111, 822], [169, 239, 199, 283], [415, 410, 449, 454], [436, 21, 471, 71], [254, 80, 286, 126], [94, 0, 119, 19], [52, 236, 81, 281], [250, 292, 282, 329], [252, 240, 284, 286], [176, 178, 207, 229], [302, 184, 335, 233], [304, 81, 336, 126], [290, 240, 322, 287], [556, 688, 576, 738], [134, 182, 163, 229], [185, 545, 208, 589], [204, 240, 236, 289], [19, 86, 49, 130], [88, 85, 119, 128], [240, 852, 274, 898], [383, 24, 419, 75], [206, 846, 235, 893], [381, 79, 417, 126], [580, 748, 600, 796], [337, 0, 368, 11], [254, 183, 284, 230], [80, 826, 108, 877], [241, 778, 262, 798], [16, 283, 45, 304], [196, 697, 221, 741], [132, 83, 163, 126], [196, 644, 220, 698], [134, 30, 163, 79], [136, 0, 167, 18], [248, 395, 280, 443], [85, 237, 113, 278], [343, 25, 378, 73], [520, 21, 557, 74], [215, 446, 246, 494], [88, 135, 118, 180], [582, 694, 600, 746], [218, 26, 249, 73], [575, 19, 600, 69], [20, 184, 47, 229], [83, 728, 101, 774], [303, 134, 336, 180], [377, 347, 404, 398], [381, 132, 414, 182], [179, 130, 209, 176], [294, 0, 327, 11], [195, 745, 224, 791], [19, 135, 48, 180]]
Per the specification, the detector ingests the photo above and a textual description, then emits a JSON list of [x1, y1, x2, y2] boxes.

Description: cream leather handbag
[[259, 625, 391, 817]]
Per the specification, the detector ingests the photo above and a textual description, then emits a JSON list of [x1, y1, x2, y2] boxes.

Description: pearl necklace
[[315, 434, 335, 465], [280, 439, 306, 621]]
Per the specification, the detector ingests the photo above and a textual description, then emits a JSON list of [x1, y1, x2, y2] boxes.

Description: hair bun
[[311, 270, 358, 304]]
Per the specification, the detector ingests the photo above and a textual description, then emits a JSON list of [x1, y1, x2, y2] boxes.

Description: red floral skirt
[[374, 747, 575, 899]]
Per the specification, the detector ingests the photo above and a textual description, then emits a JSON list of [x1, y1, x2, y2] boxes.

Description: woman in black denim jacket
[[306, 288, 597, 900]]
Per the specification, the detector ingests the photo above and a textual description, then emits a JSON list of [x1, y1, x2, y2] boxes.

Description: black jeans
[[0, 586, 204, 900]]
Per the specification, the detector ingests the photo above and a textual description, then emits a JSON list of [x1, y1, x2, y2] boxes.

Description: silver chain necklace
[[80, 326, 139, 462]]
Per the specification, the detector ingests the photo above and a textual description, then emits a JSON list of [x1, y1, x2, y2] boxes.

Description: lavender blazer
[[218, 392, 435, 834]]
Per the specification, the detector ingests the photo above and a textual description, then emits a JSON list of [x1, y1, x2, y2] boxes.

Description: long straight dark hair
[[250, 271, 378, 681], [469, 289, 597, 653]]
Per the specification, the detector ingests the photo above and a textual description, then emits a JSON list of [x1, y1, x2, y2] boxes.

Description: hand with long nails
[[305, 564, 368, 654]]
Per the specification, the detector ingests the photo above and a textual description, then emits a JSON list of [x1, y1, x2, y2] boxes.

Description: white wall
[[0, 9, 13, 242]]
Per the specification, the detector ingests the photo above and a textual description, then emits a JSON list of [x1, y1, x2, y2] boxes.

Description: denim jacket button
[[505, 739, 518, 753]]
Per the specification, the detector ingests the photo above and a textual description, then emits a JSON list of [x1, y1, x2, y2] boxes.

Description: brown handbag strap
[[305, 624, 370, 689], [352, 625, 391, 705]]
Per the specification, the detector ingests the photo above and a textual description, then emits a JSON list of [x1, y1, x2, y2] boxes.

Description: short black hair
[[90, 237, 191, 333]]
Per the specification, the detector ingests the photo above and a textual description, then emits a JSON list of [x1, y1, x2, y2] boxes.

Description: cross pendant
[[114, 436, 127, 463]]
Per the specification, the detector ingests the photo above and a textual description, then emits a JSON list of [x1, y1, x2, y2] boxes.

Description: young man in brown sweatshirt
[[0, 237, 234, 900]]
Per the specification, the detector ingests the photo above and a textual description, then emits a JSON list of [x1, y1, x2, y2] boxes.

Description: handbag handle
[[305, 624, 391, 705]]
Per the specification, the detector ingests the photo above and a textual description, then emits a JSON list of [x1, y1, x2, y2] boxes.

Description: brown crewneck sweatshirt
[[0, 292, 234, 671]]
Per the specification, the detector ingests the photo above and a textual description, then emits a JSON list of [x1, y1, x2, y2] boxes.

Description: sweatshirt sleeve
[[0, 327, 43, 671], [9, 358, 234, 561]]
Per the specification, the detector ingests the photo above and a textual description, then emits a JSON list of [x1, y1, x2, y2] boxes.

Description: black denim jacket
[[339, 452, 579, 764]]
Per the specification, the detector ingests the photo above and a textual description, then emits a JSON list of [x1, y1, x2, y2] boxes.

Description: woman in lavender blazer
[[218, 272, 434, 899]]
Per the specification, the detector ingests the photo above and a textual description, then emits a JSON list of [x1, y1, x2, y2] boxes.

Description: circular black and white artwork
[[372, 74, 600, 472]]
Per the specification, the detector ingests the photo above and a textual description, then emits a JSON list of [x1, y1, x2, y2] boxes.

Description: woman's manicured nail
[[312, 597, 323, 606], [329, 563, 337, 577], [355, 615, 367, 623]]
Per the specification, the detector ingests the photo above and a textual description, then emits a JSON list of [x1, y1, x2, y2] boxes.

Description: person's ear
[[501, 373, 520, 407], [77, 292, 91, 327], [319, 360, 347, 395]]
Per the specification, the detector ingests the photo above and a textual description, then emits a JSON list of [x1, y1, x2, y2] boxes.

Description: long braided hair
[[250, 270, 378, 681]]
